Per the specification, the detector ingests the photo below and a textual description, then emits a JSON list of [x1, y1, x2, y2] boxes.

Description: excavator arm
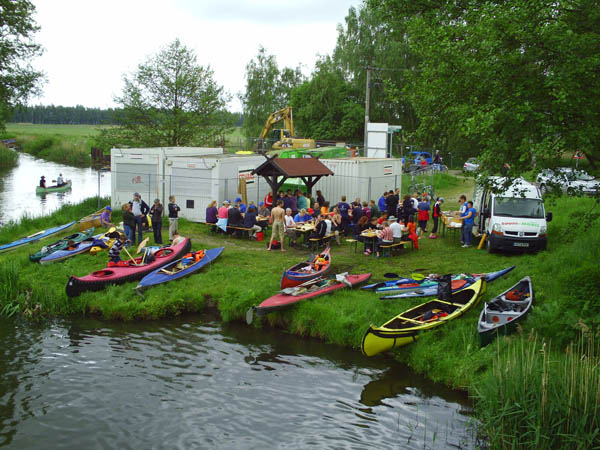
[[259, 107, 294, 140]]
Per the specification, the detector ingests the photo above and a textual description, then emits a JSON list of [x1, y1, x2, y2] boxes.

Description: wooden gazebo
[[252, 155, 334, 195]]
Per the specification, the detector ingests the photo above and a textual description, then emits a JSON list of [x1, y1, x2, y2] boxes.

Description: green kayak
[[36, 180, 72, 194], [29, 227, 95, 262]]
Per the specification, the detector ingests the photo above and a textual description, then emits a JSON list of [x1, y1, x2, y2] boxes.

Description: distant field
[[6, 123, 106, 137]]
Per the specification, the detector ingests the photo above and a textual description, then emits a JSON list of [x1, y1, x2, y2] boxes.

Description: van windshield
[[494, 197, 545, 218]]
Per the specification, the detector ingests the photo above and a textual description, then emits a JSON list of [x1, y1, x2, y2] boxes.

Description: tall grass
[[0, 146, 18, 168], [16, 135, 92, 167], [474, 332, 600, 449]]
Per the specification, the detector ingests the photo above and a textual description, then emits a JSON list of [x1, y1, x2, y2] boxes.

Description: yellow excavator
[[256, 107, 315, 151]]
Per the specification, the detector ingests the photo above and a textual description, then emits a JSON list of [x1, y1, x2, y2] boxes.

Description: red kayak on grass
[[65, 238, 191, 297], [247, 273, 372, 324], [280, 246, 331, 289]]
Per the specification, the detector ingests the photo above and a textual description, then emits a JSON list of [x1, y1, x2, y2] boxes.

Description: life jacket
[[506, 290, 527, 301], [420, 309, 448, 322], [314, 257, 327, 270], [183, 250, 205, 262]]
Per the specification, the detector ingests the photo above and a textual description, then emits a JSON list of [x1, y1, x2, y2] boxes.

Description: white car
[[463, 157, 480, 172], [536, 168, 600, 195]]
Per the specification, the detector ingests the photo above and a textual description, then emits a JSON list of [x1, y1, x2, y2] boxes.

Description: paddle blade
[[136, 237, 149, 254], [246, 307, 255, 325]]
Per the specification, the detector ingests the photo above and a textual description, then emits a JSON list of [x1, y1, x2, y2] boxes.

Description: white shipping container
[[314, 158, 403, 204], [111, 147, 223, 210]]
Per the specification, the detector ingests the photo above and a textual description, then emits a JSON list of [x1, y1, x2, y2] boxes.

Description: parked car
[[401, 151, 432, 165], [536, 168, 600, 195], [463, 157, 480, 172]]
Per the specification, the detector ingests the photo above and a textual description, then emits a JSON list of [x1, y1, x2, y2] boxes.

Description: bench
[[226, 225, 253, 238], [379, 241, 407, 257], [308, 234, 333, 251]]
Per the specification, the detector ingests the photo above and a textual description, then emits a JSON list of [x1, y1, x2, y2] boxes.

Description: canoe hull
[[379, 266, 515, 299], [478, 276, 533, 347], [257, 273, 372, 317], [137, 247, 224, 290], [280, 247, 331, 289], [77, 208, 107, 231], [35, 180, 72, 194], [66, 238, 191, 297], [0, 221, 76, 254], [29, 228, 95, 262], [362, 279, 486, 357]]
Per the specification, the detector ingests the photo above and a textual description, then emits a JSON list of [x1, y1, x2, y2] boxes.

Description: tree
[[240, 46, 304, 138], [0, 0, 44, 129], [369, 0, 600, 172], [99, 39, 229, 148]]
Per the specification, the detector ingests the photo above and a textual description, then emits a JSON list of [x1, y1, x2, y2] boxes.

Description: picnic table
[[441, 211, 463, 237]]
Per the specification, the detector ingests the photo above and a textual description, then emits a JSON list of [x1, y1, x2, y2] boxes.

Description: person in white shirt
[[56, 173, 64, 186], [324, 216, 332, 236], [389, 216, 403, 243], [284, 208, 298, 246]]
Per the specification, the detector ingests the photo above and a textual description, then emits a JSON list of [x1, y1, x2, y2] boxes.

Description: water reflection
[[0, 152, 111, 225], [0, 315, 478, 449]]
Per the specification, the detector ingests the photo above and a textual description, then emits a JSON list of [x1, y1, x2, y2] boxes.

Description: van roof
[[484, 177, 541, 198]]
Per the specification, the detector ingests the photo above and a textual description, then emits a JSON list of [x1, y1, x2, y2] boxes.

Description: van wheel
[[487, 238, 495, 254]]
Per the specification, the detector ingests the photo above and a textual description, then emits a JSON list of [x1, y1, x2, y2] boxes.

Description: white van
[[473, 177, 552, 253]]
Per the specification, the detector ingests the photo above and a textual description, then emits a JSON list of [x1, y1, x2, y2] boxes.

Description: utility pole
[[363, 66, 371, 155]]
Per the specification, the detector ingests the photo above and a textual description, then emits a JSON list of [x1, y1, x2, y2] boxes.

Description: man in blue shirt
[[460, 201, 476, 247], [337, 195, 351, 236], [378, 192, 387, 214]]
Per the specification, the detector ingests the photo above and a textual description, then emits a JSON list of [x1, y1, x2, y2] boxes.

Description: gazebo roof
[[252, 155, 334, 177]]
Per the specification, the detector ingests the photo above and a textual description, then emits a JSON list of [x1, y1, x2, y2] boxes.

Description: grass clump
[[0, 146, 18, 168], [474, 332, 600, 449]]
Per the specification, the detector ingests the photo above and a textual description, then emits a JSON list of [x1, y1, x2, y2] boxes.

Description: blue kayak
[[361, 277, 417, 291], [0, 221, 76, 254], [39, 236, 107, 264], [136, 247, 224, 291], [379, 266, 516, 299]]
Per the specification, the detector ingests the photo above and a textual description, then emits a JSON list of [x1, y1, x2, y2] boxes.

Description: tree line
[[11, 105, 120, 125]]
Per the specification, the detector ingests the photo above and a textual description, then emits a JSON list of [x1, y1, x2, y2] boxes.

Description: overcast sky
[[31, 0, 363, 111]]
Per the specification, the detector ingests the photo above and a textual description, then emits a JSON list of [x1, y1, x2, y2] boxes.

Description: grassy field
[[5, 123, 103, 137], [0, 174, 598, 447]]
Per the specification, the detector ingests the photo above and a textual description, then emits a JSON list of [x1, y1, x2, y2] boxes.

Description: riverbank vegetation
[[0, 145, 18, 168]]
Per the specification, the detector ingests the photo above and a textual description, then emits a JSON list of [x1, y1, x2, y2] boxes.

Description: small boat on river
[[280, 246, 331, 289], [66, 238, 191, 297], [35, 180, 72, 194], [0, 221, 76, 254], [478, 277, 533, 347], [361, 279, 486, 357], [136, 247, 224, 292], [29, 228, 95, 262]]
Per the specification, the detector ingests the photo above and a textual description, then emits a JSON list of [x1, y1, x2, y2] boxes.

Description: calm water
[[0, 315, 477, 450], [0, 152, 111, 225]]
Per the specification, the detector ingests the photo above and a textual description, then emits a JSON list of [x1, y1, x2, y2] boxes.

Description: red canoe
[[250, 273, 372, 321], [65, 238, 191, 297], [280, 246, 331, 289]]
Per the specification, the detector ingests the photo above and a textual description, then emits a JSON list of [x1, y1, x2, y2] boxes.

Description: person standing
[[385, 189, 399, 219], [429, 197, 444, 239], [316, 190, 325, 207], [417, 196, 430, 235], [297, 190, 307, 211], [433, 150, 442, 170], [121, 203, 135, 245], [150, 198, 163, 244], [378, 192, 387, 214], [264, 191, 273, 210], [168, 195, 180, 242], [460, 201, 476, 247], [268, 200, 286, 252], [130, 192, 149, 245], [369, 199, 379, 218], [337, 195, 351, 236]]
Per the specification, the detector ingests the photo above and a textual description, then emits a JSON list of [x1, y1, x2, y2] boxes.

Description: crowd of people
[[200, 187, 474, 255]]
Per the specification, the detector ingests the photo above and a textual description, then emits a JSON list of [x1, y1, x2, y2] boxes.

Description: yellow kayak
[[361, 279, 486, 357], [89, 227, 117, 255]]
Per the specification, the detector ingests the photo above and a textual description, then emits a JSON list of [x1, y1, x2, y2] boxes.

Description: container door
[[169, 166, 213, 222]]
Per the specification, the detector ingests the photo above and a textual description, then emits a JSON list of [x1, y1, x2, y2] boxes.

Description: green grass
[[0, 146, 18, 168], [0, 175, 598, 448], [6, 123, 103, 137]]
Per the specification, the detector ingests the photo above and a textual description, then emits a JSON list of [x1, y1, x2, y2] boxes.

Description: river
[[0, 152, 111, 226], [0, 315, 478, 450], [0, 153, 479, 449]]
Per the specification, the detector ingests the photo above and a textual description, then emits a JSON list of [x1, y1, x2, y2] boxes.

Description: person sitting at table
[[320, 201, 330, 216], [234, 197, 247, 214], [311, 204, 319, 219], [206, 200, 218, 226], [377, 211, 389, 227], [400, 215, 419, 249], [374, 221, 394, 258], [353, 215, 369, 240], [257, 201, 269, 217], [351, 201, 363, 229], [228, 202, 243, 230], [309, 215, 327, 240], [330, 207, 342, 244], [361, 201, 371, 221], [216, 201, 229, 233], [389, 216, 403, 243], [243, 205, 262, 239], [368, 216, 378, 230], [294, 208, 313, 223], [283, 208, 298, 246], [264, 191, 273, 210]]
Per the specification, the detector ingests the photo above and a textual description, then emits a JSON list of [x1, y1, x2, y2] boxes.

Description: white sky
[[31, 0, 363, 111]]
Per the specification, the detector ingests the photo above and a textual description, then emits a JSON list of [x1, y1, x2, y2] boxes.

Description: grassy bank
[[5, 123, 101, 167], [0, 180, 598, 448], [0, 146, 18, 168]]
